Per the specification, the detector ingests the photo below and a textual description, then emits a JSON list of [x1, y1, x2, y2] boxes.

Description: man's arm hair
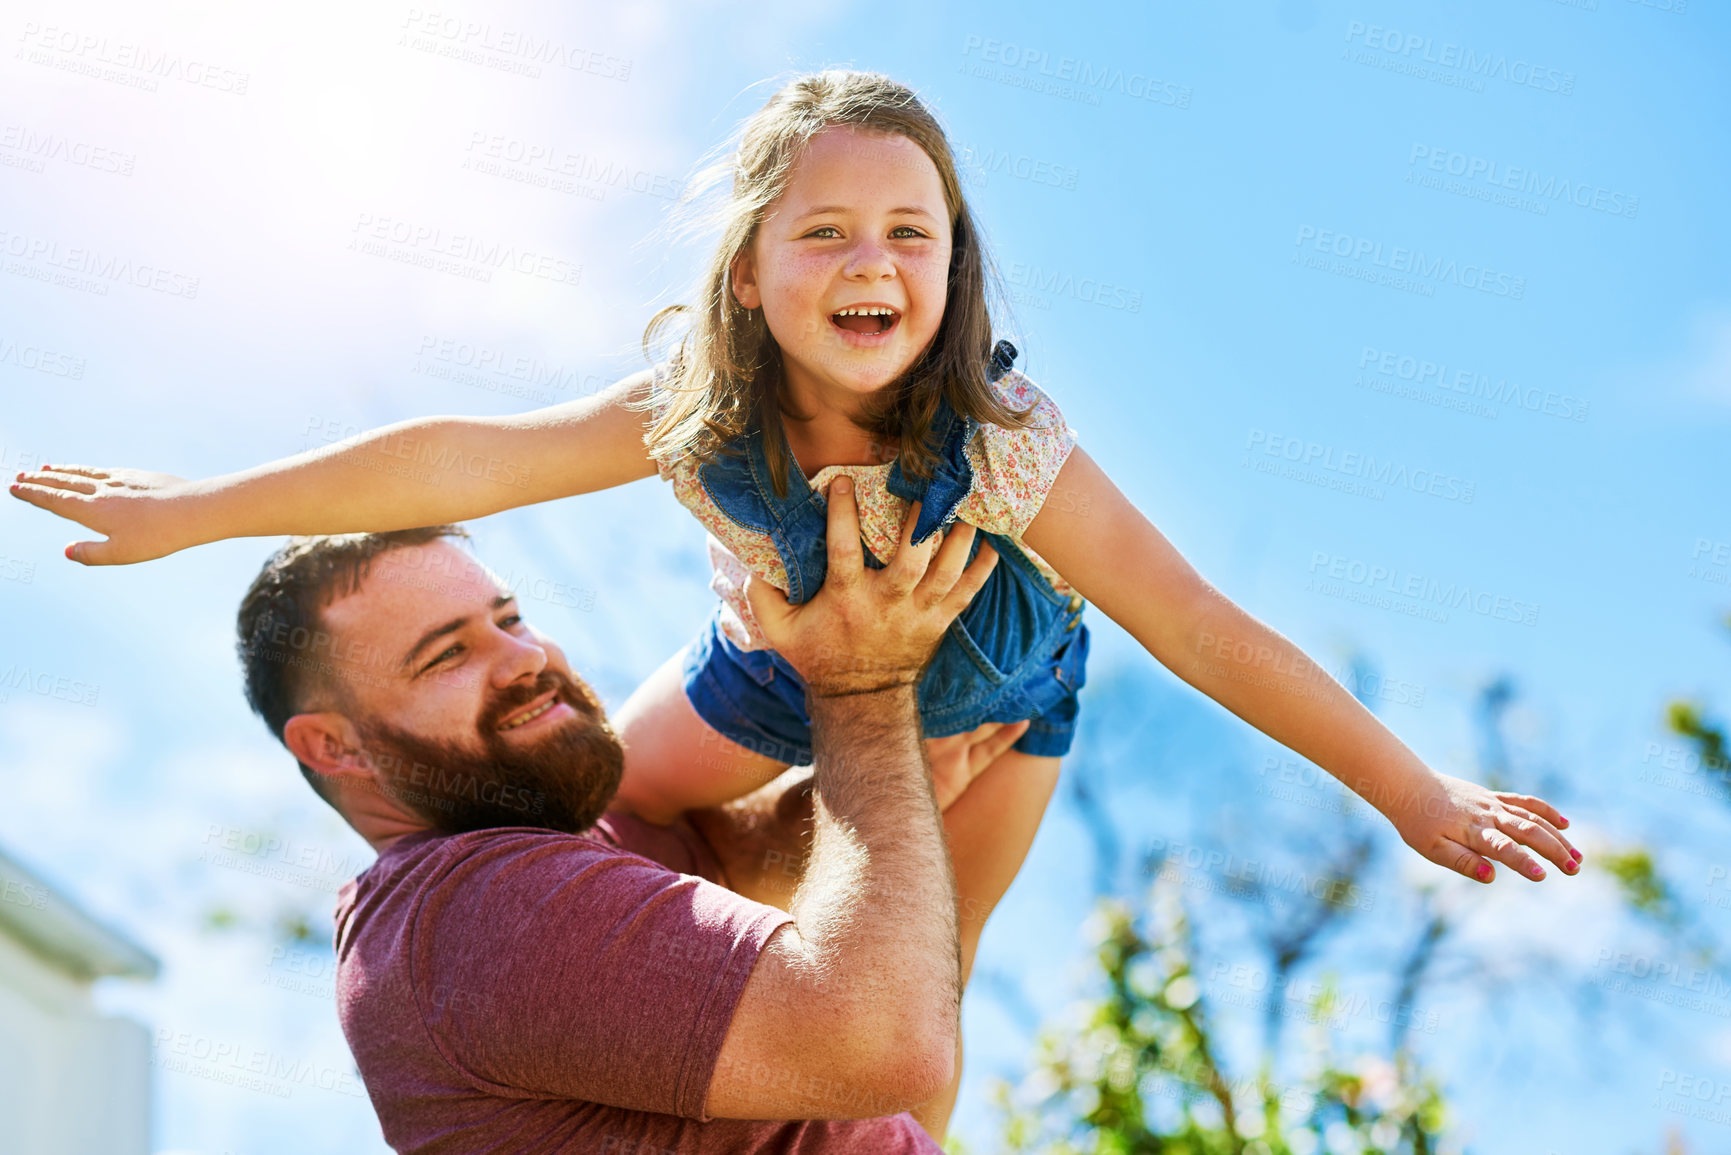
[[702, 686, 960, 1119], [693, 479, 996, 1121]]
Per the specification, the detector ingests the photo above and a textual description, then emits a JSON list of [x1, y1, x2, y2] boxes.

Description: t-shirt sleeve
[[955, 370, 1079, 539], [406, 830, 793, 1118]]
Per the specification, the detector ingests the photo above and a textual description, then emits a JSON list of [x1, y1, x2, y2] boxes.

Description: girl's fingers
[[66, 539, 116, 566], [9, 484, 126, 564], [15, 470, 98, 494], [37, 464, 108, 479], [1497, 803, 1582, 872], [1436, 835, 1496, 884], [8, 481, 93, 520], [1472, 822, 1551, 881], [1495, 790, 1575, 837]]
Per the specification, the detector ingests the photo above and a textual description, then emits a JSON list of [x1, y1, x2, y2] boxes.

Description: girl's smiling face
[[730, 125, 953, 410]]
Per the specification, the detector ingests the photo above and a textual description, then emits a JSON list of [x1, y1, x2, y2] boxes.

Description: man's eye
[[500, 613, 523, 628], [424, 645, 461, 671]]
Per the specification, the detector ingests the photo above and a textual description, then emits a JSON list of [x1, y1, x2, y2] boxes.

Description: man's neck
[[366, 825, 433, 854], [333, 785, 436, 854]]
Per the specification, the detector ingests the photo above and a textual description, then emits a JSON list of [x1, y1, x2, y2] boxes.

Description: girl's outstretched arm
[[1022, 446, 1585, 887], [8, 372, 660, 565]]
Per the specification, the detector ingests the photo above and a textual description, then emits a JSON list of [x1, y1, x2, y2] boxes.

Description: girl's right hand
[[9, 465, 198, 565]]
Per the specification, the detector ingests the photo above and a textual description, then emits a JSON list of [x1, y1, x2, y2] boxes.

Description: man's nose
[[488, 627, 548, 688]]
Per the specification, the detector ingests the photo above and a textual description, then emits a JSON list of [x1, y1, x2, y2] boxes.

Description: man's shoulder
[[338, 825, 637, 920]]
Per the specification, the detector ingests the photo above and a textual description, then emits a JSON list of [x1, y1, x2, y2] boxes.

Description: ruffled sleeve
[[645, 361, 684, 483], [955, 369, 1078, 539]]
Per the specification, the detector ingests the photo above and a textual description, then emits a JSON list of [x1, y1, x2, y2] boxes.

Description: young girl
[[9, 71, 1582, 903]]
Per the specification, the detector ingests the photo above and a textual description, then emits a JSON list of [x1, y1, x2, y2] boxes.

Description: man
[[234, 478, 1045, 1151]]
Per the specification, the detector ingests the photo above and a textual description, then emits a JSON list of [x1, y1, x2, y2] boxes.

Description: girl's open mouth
[[830, 305, 901, 340]]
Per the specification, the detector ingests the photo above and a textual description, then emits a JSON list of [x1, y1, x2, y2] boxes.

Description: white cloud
[[1680, 307, 1731, 407]]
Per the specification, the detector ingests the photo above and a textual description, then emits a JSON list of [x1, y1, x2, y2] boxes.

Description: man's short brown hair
[[235, 526, 470, 801]]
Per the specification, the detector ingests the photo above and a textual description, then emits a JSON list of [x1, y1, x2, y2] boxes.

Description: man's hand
[[744, 476, 998, 697], [926, 720, 1029, 812]]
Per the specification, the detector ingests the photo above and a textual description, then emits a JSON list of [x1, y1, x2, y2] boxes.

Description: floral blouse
[[652, 368, 1079, 652]]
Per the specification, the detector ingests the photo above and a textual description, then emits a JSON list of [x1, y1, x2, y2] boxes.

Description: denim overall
[[681, 340, 1091, 766]]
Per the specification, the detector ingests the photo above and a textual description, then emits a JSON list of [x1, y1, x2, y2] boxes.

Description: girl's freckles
[[775, 252, 831, 276], [902, 252, 949, 280]]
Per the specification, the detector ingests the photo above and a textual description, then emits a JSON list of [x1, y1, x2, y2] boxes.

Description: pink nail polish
[[1476, 862, 1491, 881], [1571, 848, 1582, 861]]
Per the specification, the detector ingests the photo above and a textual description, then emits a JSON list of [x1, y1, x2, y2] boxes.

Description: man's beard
[[355, 669, 624, 836]]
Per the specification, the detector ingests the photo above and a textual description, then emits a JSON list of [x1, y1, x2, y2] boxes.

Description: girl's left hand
[[1389, 773, 1583, 883]]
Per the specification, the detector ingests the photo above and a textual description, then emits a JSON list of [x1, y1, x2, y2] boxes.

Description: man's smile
[[497, 689, 575, 732]]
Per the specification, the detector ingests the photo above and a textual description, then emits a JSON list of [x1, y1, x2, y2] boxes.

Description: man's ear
[[729, 246, 761, 311], [282, 712, 371, 789]]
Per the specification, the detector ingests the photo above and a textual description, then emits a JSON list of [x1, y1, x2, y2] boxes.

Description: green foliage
[[1598, 847, 1682, 928], [1666, 701, 1729, 785], [993, 878, 1455, 1155], [201, 904, 240, 932]]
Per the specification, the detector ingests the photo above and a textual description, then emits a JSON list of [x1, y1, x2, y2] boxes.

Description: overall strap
[[886, 339, 1019, 545], [695, 423, 830, 605], [696, 339, 1019, 602]]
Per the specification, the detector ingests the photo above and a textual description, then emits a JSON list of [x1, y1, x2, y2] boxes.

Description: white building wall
[[0, 928, 151, 1155]]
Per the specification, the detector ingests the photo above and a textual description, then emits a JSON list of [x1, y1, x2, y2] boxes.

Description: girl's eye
[[804, 225, 927, 240]]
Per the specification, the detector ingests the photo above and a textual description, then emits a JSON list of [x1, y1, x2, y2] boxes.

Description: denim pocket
[[956, 535, 1063, 671], [922, 616, 1008, 705], [917, 534, 1068, 719]]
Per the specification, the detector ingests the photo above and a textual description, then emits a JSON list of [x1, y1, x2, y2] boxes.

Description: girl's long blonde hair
[[641, 69, 1029, 497]]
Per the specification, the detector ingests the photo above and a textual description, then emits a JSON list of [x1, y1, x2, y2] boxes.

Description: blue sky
[[2, 0, 1728, 1151]]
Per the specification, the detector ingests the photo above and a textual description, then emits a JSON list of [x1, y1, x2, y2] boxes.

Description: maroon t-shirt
[[333, 813, 942, 1153]]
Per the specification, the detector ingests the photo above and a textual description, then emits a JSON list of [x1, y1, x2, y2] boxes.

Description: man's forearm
[[794, 687, 960, 1055]]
